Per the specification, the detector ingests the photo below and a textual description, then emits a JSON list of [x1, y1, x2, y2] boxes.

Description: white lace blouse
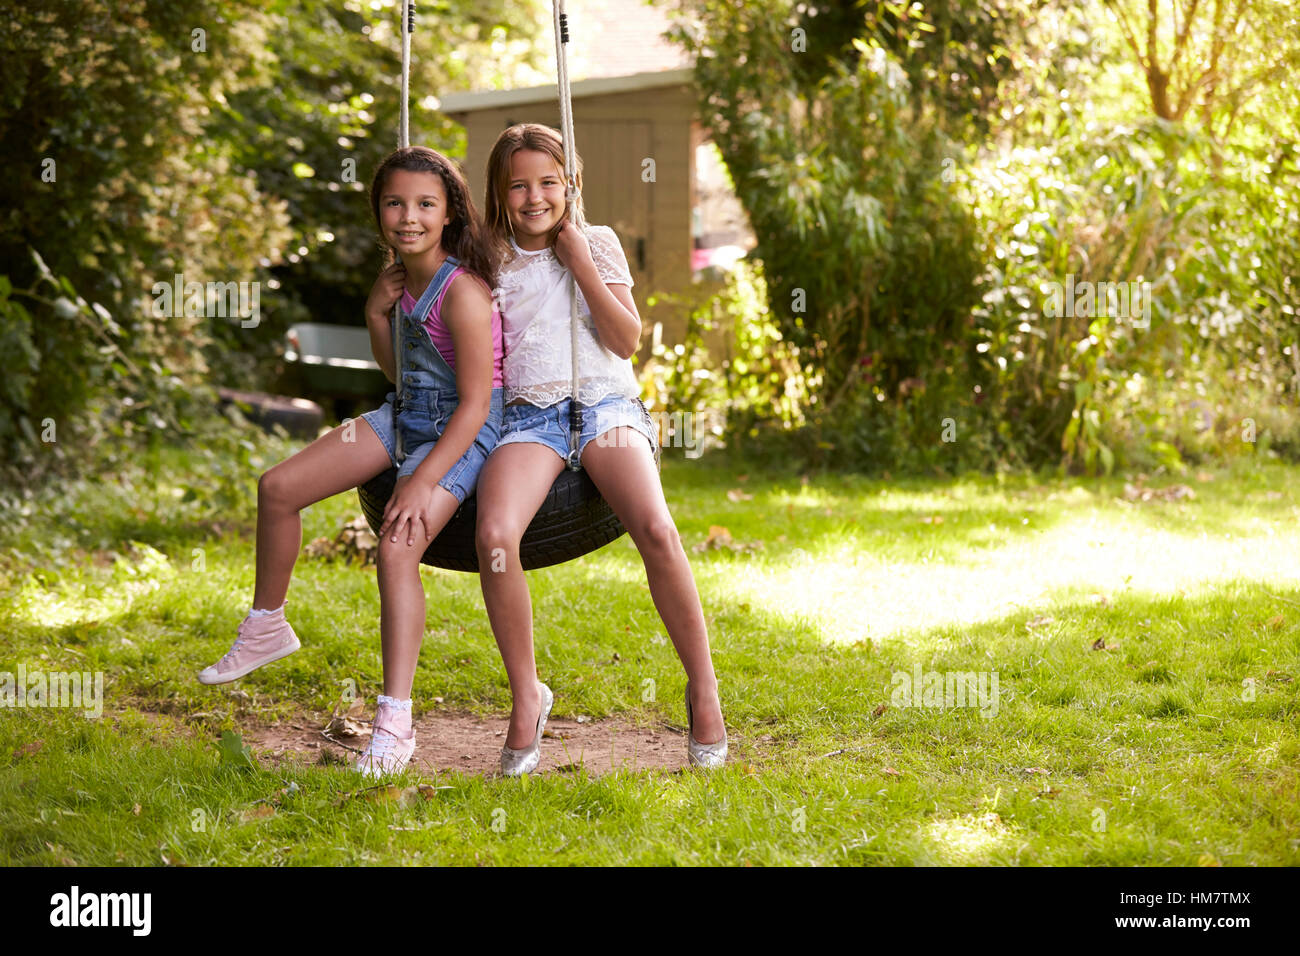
[[495, 224, 641, 407]]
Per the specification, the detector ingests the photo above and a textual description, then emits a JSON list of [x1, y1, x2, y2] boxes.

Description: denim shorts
[[360, 389, 503, 503], [495, 395, 658, 464]]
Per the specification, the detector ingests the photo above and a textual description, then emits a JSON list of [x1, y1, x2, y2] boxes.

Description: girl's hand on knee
[[380, 477, 437, 546]]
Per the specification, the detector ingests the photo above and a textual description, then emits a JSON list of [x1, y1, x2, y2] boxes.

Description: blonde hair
[[483, 123, 587, 262]]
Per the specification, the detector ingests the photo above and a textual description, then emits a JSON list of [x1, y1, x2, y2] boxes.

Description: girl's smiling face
[[380, 169, 453, 256], [506, 149, 568, 250]]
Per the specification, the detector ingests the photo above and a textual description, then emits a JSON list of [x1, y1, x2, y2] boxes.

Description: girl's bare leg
[[376, 479, 461, 699], [580, 429, 726, 744], [253, 418, 393, 610], [474, 443, 566, 748]]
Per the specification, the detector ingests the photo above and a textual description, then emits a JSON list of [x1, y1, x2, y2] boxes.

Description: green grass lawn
[[1, 430, 1297, 865]]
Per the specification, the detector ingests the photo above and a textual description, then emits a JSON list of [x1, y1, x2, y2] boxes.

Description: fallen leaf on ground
[[872, 703, 888, 717], [324, 713, 370, 739], [1122, 482, 1195, 503], [325, 697, 370, 739], [238, 804, 276, 822], [1026, 615, 1054, 630], [692, 524, 764, 554], [883, 766, 902, 777], [45, 842, 77, 867], [159, 846, 189, 867], [13, 740, 43, 759], [697, 525, 732, 548], [304, 536, 334, 559], [217, 730, 257, 772], [726, 488, 753, 502], [360, 784, 405, 804], [132, 803, 142, 816], [306, 516, 379, 565]]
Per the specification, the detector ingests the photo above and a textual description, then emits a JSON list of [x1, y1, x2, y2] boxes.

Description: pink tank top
[[401, 267, 505, 387]]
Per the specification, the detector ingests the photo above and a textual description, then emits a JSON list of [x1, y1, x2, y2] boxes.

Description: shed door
[[573, 120, 652, 294]]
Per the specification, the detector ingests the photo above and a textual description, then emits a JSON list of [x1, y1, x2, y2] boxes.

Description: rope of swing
[[553, 0, 584, 472], [392, 0, 416, 462]]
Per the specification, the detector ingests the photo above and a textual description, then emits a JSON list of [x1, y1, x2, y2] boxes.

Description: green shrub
[[963, 117, 1300, 475]]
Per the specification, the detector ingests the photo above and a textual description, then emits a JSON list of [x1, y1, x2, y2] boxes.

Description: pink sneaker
[[197, 606, 301, 685], [355, 698, 416, 778]]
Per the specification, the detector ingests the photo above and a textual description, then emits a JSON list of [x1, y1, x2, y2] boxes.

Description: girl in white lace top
[[496, 222, 641, 407], [474, 123, 728, 773]]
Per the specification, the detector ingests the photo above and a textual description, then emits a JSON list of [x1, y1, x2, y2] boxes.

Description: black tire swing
[[357, 0, 646, 572]]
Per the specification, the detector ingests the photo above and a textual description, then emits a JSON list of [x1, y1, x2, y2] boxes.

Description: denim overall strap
[[408, 255, 461, 333], [393, 254, 461, 463]]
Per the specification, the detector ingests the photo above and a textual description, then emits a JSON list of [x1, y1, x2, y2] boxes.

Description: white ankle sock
[[248, 602, 285, 617], [375, 695, 413, 737]]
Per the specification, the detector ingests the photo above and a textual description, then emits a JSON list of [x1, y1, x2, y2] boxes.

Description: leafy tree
[[1100, 0, 1300, 138], [0, 0, 292, 475], [0, 0, 544, 479], [665, 0, 982, 420]]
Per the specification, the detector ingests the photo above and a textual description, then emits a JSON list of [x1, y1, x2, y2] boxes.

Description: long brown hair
[[369, 145, 498, 287], [483, 123, 587, 265]]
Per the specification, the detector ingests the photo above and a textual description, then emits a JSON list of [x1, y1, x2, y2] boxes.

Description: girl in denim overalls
[[475, 124, 727, 775], [198, 147, 504, 777]]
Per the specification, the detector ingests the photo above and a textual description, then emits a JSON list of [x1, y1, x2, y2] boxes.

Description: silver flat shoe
[[685, 680, 727, 769], [500, 681, 553, 777]]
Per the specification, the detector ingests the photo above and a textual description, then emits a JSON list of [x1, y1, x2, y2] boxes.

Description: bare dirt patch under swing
[[238, 705, 716, 777]]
